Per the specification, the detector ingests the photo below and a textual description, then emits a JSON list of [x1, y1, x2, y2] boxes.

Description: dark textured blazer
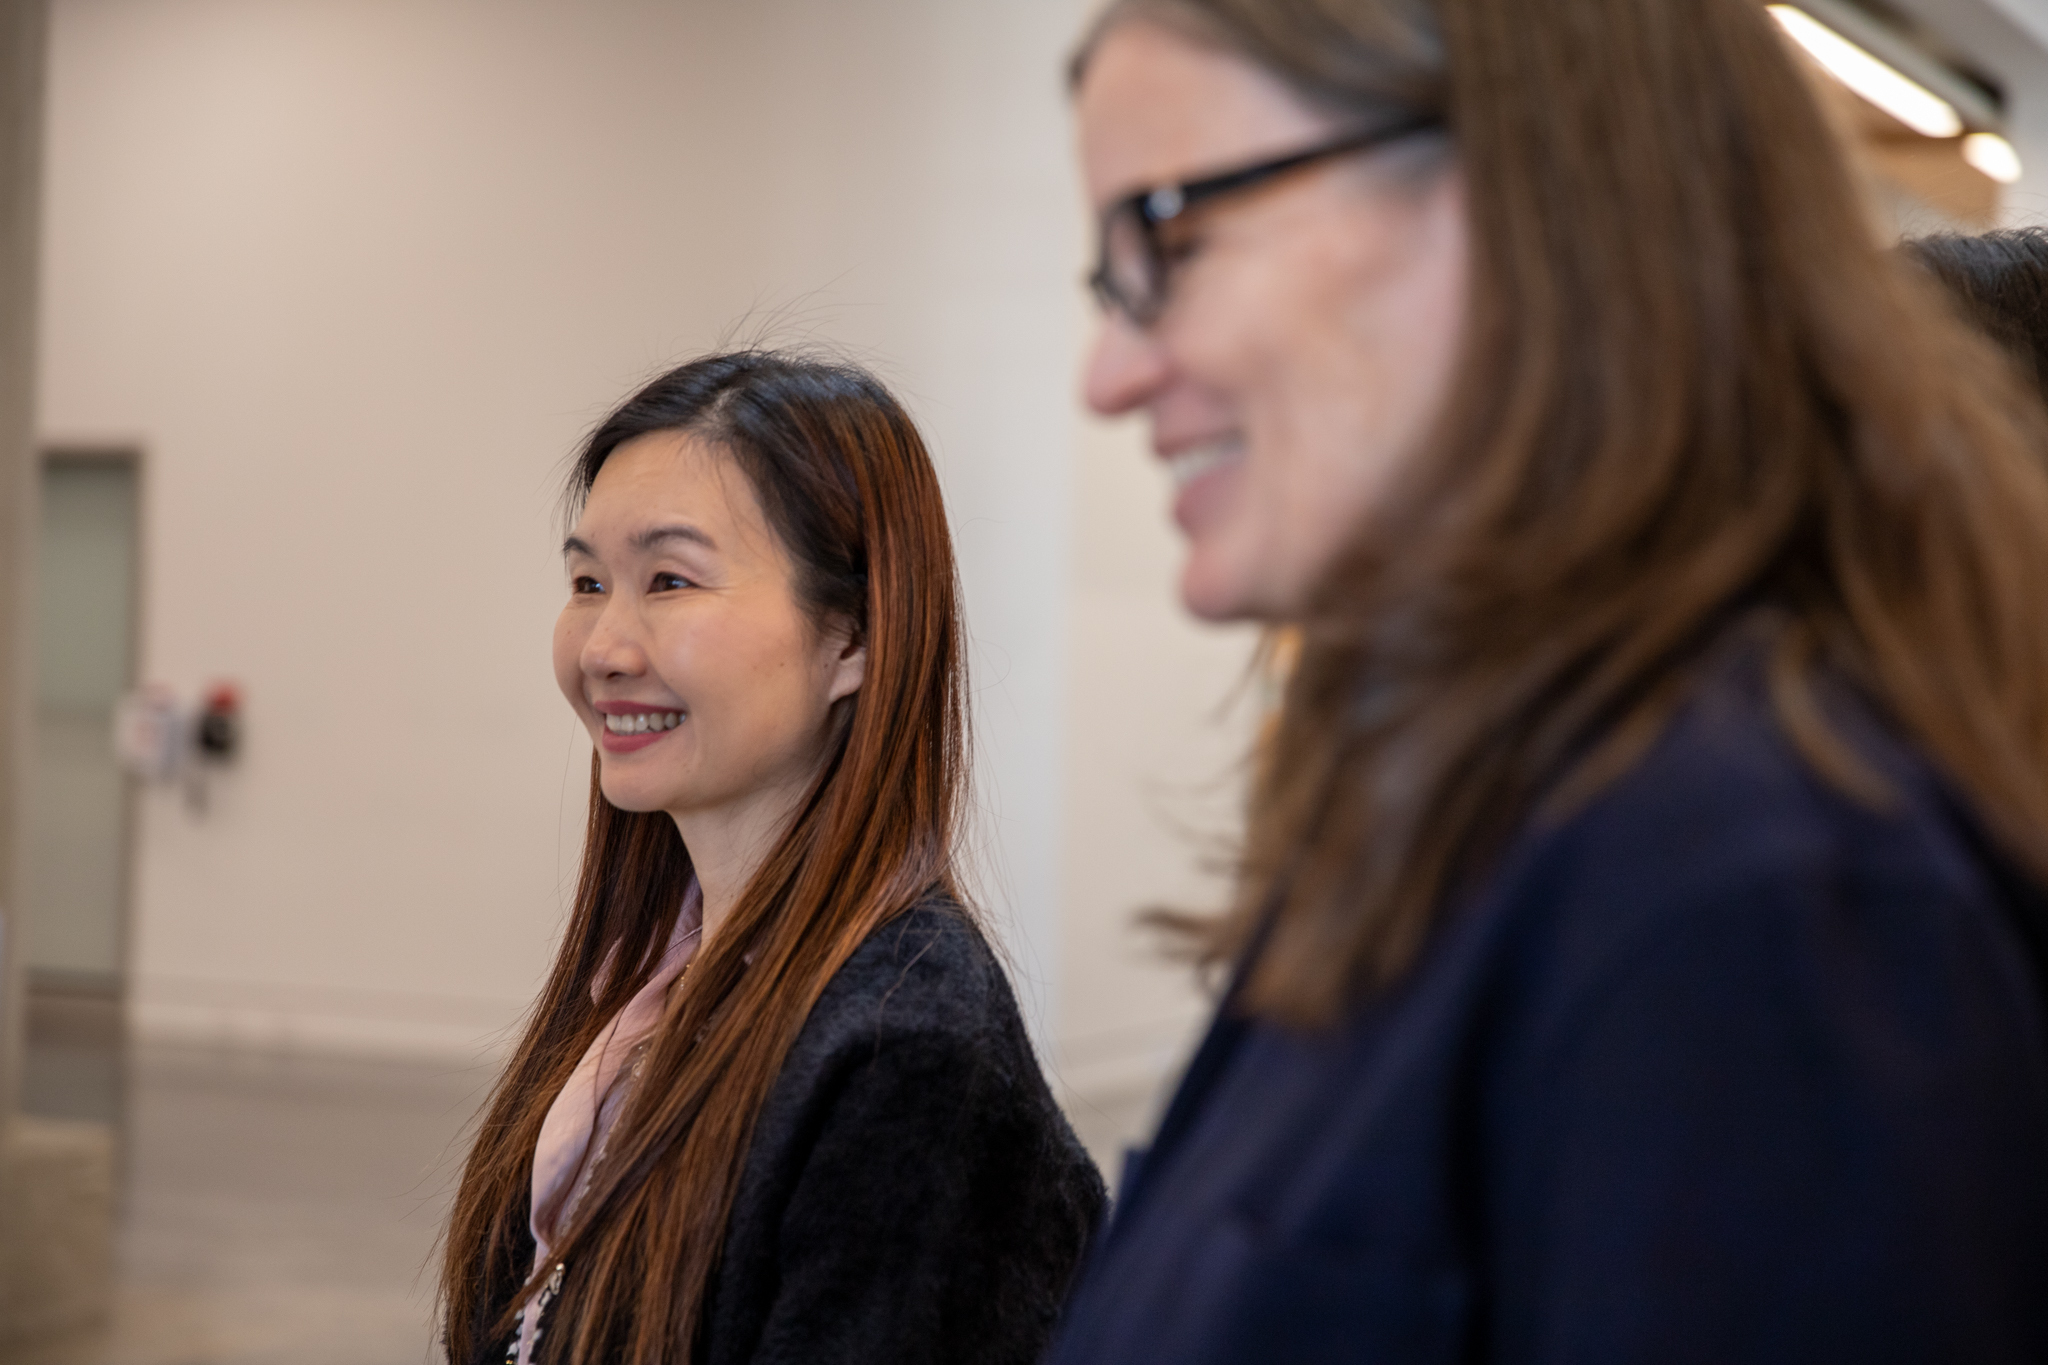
[[480, 901, 1106, 1365], [1048, 648, 2048, 1365]]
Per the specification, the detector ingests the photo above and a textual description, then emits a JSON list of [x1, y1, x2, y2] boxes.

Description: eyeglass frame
[[1086, 114, 1446, 327]]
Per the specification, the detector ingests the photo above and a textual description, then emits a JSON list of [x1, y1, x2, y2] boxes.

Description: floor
[[7, 1002, 1159, 1365], [9, 1007, 500, 1365]]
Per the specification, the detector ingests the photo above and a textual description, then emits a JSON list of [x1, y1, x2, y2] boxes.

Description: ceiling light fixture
[[1962, 131, 2024, 185], [1768, 4, 1965, 139]]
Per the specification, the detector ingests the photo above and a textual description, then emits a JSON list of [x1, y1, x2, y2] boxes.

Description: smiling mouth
[[1165, 438, 1244, 490], [604, 711, 684, 735]]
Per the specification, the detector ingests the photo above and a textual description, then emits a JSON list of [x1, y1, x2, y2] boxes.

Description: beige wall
[[1056, 418, 1254, 1105], [37, 0, 1247, 1105]]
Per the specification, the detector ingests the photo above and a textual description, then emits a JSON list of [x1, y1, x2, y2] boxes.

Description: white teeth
[[1166, 439, 1244, 491], [604, 711, 682, 735]]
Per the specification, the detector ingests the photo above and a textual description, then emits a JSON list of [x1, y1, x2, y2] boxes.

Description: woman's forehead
[[1076, 20, 1333, 205], [576, 434, 771, 555]]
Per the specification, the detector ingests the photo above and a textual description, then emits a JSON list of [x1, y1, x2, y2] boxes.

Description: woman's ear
[[824, 622, 867, 705]]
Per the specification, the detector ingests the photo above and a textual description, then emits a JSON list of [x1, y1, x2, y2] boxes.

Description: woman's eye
[[571, 575, 604, 595], [650, 572, 693, 593], [1157, 224, 1203, 268]]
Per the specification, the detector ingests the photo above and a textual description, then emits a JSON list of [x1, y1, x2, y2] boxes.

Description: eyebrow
[[561, 523, 719, 558]]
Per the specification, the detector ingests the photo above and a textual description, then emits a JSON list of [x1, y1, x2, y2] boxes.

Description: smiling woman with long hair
[[1048, 0, 2048, 1360], [439, 352, 1104, 1365]]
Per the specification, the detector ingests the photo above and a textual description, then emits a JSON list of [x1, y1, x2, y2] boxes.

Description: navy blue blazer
[[1048, 655, 2048, 1364]]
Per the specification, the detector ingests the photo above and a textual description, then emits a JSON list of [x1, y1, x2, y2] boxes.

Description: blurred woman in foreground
[[440, 352, 1103, 1365], [1054, 0, 2048, 1359]]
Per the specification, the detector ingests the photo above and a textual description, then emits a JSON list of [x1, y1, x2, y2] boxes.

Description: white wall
[[1055, 419, 1255, 1112], [38, 0, 1249, 1112]]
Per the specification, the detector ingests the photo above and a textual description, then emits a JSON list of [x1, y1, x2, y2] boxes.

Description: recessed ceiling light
[[1963, 131, 2024, 184]]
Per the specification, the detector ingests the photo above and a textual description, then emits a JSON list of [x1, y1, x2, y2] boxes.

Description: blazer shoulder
[[795, 898, 1022, 1064], [1468, 647, 2043, 1067], [1531, 652, 1983, 918]]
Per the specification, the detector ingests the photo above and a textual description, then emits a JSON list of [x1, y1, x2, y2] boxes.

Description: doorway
[[21, 449, 140, 1125]]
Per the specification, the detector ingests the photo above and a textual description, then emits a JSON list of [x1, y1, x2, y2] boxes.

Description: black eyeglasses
[[1087, 115, 1444, 327]]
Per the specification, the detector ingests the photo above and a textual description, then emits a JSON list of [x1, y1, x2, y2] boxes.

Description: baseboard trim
[[127, 976, 527, 1065], [124, 980, 1217, 1098]]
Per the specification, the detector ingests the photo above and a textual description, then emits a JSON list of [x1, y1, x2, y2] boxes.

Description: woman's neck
[[667, 780, 810, 943]]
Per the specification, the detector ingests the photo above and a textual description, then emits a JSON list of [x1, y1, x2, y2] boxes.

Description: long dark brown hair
[[441, 352, 969, 1363], [1082, 0, 2048, 1026], [1906, 227, 2048, 401]]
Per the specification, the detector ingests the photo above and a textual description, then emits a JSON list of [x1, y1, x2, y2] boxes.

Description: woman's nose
[[581, 596, 647, 679], [1083, 313, 1171, 417]]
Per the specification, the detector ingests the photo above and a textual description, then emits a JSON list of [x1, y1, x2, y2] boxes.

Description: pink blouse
[[515, 879, 704, 1365]]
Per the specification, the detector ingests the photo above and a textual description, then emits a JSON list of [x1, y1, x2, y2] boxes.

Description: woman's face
[[554, 433, 865, 826], [1076, 20, 1470, 622]]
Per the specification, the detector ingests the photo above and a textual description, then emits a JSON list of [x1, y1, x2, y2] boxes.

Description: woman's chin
[[1179, 549, 1268, 623], [597, 777, 673, 815], [1180, 528, 1326, 623]]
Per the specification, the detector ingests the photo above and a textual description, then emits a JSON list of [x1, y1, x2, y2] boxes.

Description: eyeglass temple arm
[[1136, 115, 1445, 226]]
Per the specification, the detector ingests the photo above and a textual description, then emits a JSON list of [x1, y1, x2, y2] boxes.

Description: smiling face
[[1076, 18, 1470, 622], [553, 431, 866, 831]]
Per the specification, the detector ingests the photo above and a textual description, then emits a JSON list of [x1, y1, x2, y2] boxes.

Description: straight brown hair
[[440, 352, 969, 1363], [1081, 0, 2048, 1027]]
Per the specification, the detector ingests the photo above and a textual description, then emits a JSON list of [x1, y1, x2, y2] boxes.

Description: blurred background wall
[[31, 0, 1251, 1121]]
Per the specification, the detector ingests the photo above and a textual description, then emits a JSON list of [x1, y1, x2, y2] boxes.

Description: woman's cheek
[[552, 616, 586, 709]]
